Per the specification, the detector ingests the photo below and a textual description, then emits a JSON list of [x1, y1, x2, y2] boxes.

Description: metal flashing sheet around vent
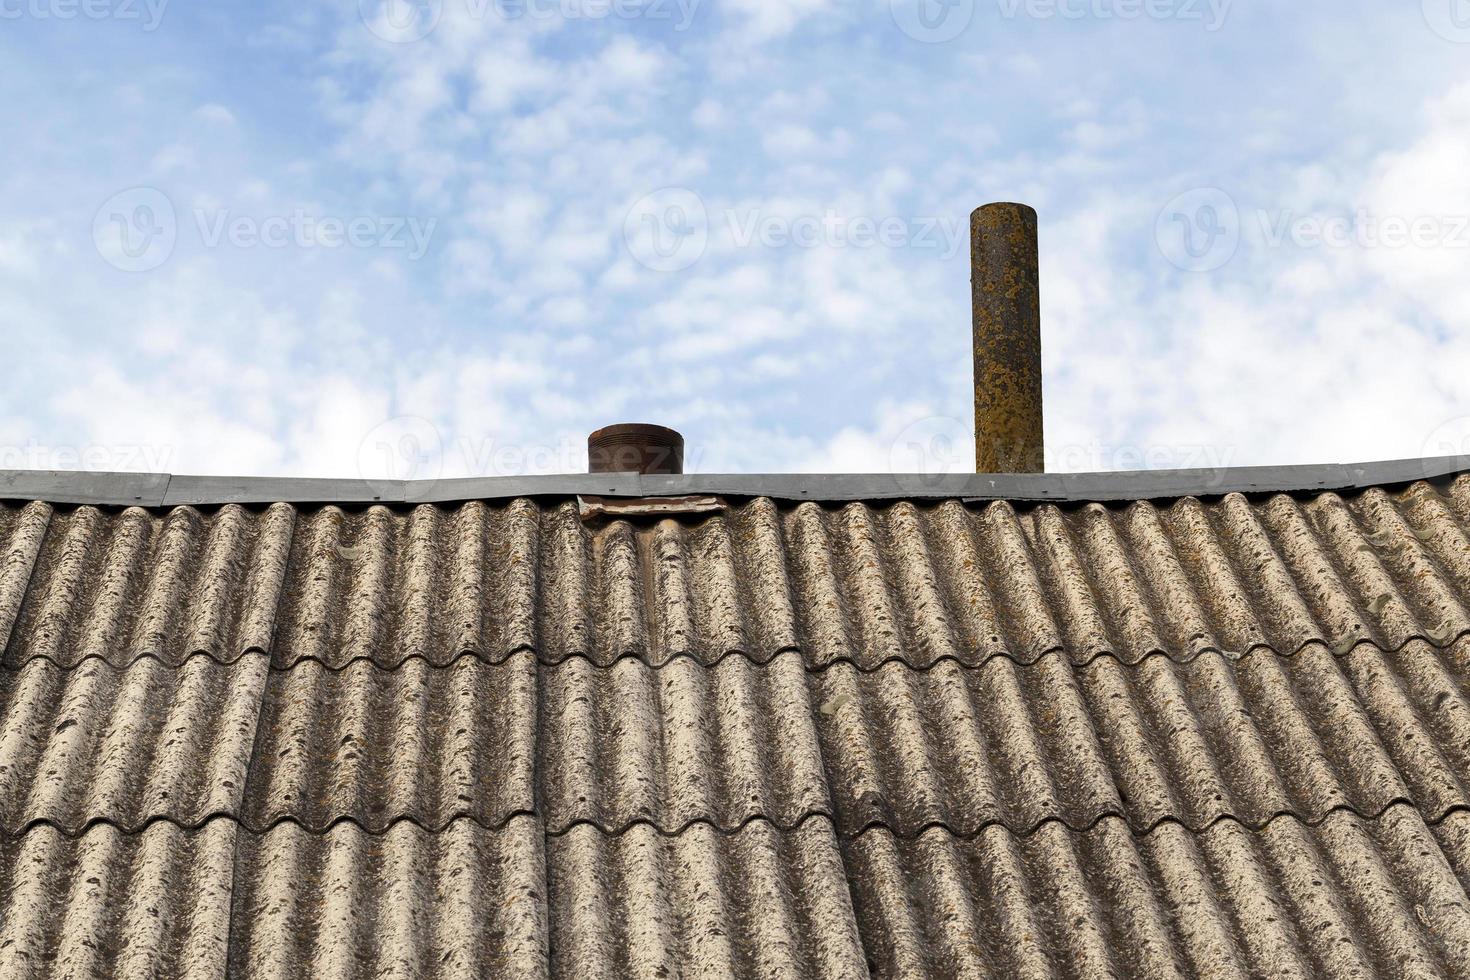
[[576, 494, 727, 520]]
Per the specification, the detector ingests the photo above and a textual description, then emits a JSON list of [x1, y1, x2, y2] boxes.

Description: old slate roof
[[3, 461, 1470, 978]]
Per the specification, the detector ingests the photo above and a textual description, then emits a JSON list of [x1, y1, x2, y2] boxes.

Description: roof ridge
[[2, 455, 1468, 507]]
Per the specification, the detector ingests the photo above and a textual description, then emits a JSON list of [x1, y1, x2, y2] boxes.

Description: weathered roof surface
[[3, 808, 1469, 978], [3, 466, 1470, 977], [6, 481, 1470, 671]]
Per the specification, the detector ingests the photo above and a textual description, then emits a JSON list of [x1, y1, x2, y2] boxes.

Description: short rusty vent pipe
[[588, 423, 685, 475], [971, 202, 1045, 474]]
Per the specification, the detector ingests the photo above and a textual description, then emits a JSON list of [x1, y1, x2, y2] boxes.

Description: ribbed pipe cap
[[588, 423, 685, 475]]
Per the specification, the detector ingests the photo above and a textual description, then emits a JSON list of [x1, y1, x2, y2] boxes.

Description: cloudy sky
[[2, 0, 1469, 481]]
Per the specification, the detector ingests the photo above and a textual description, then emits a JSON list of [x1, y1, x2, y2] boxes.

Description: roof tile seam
[[9, 800, 1467, 844], [533, 618, 559, 979], [534, 797, 1462, 839], [222, 772, 250, 979], [5, 630, 1467, 676], [223, 623, 269, 975], [3, 807, 543, 841]]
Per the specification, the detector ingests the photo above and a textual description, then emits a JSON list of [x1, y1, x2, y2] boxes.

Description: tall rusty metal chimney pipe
[[971, 203, 1044, 473], [588, 423, 685, 475]]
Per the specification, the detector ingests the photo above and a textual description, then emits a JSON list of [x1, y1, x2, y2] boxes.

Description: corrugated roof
[[3, 469, 1470, 977], [3, 808, 1469, 978]]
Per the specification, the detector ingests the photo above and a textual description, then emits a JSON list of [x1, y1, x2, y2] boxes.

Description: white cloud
[[150, 143, 198, 174], [721, 0, 839, 41], [1358, 81, 1470, 327], [193, 103, 237, 125], [595, 36, 671, 89], [692, 99, 725, 129], [762, 123, 822, 159]]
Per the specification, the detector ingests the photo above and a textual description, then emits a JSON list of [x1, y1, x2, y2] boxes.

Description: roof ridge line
[[1, 455, 1468, 507]]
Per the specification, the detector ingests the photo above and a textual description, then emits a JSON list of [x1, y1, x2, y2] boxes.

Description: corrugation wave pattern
[[8, 628, 1470, 838], [4, 478, 1470, 671], [4, 482, 1470, 836], [4, 479, 1470, 976], [3, 808, 1470, 979]]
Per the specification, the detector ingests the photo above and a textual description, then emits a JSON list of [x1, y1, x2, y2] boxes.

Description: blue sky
[[2, 0, 1469, 481]]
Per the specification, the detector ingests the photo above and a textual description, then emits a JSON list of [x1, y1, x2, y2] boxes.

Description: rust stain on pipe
[[971, 202, 1044, 473]]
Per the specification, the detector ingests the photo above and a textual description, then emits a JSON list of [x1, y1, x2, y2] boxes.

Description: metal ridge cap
[[0, 456, 1466, 508], [0, 469, 172, 507]]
